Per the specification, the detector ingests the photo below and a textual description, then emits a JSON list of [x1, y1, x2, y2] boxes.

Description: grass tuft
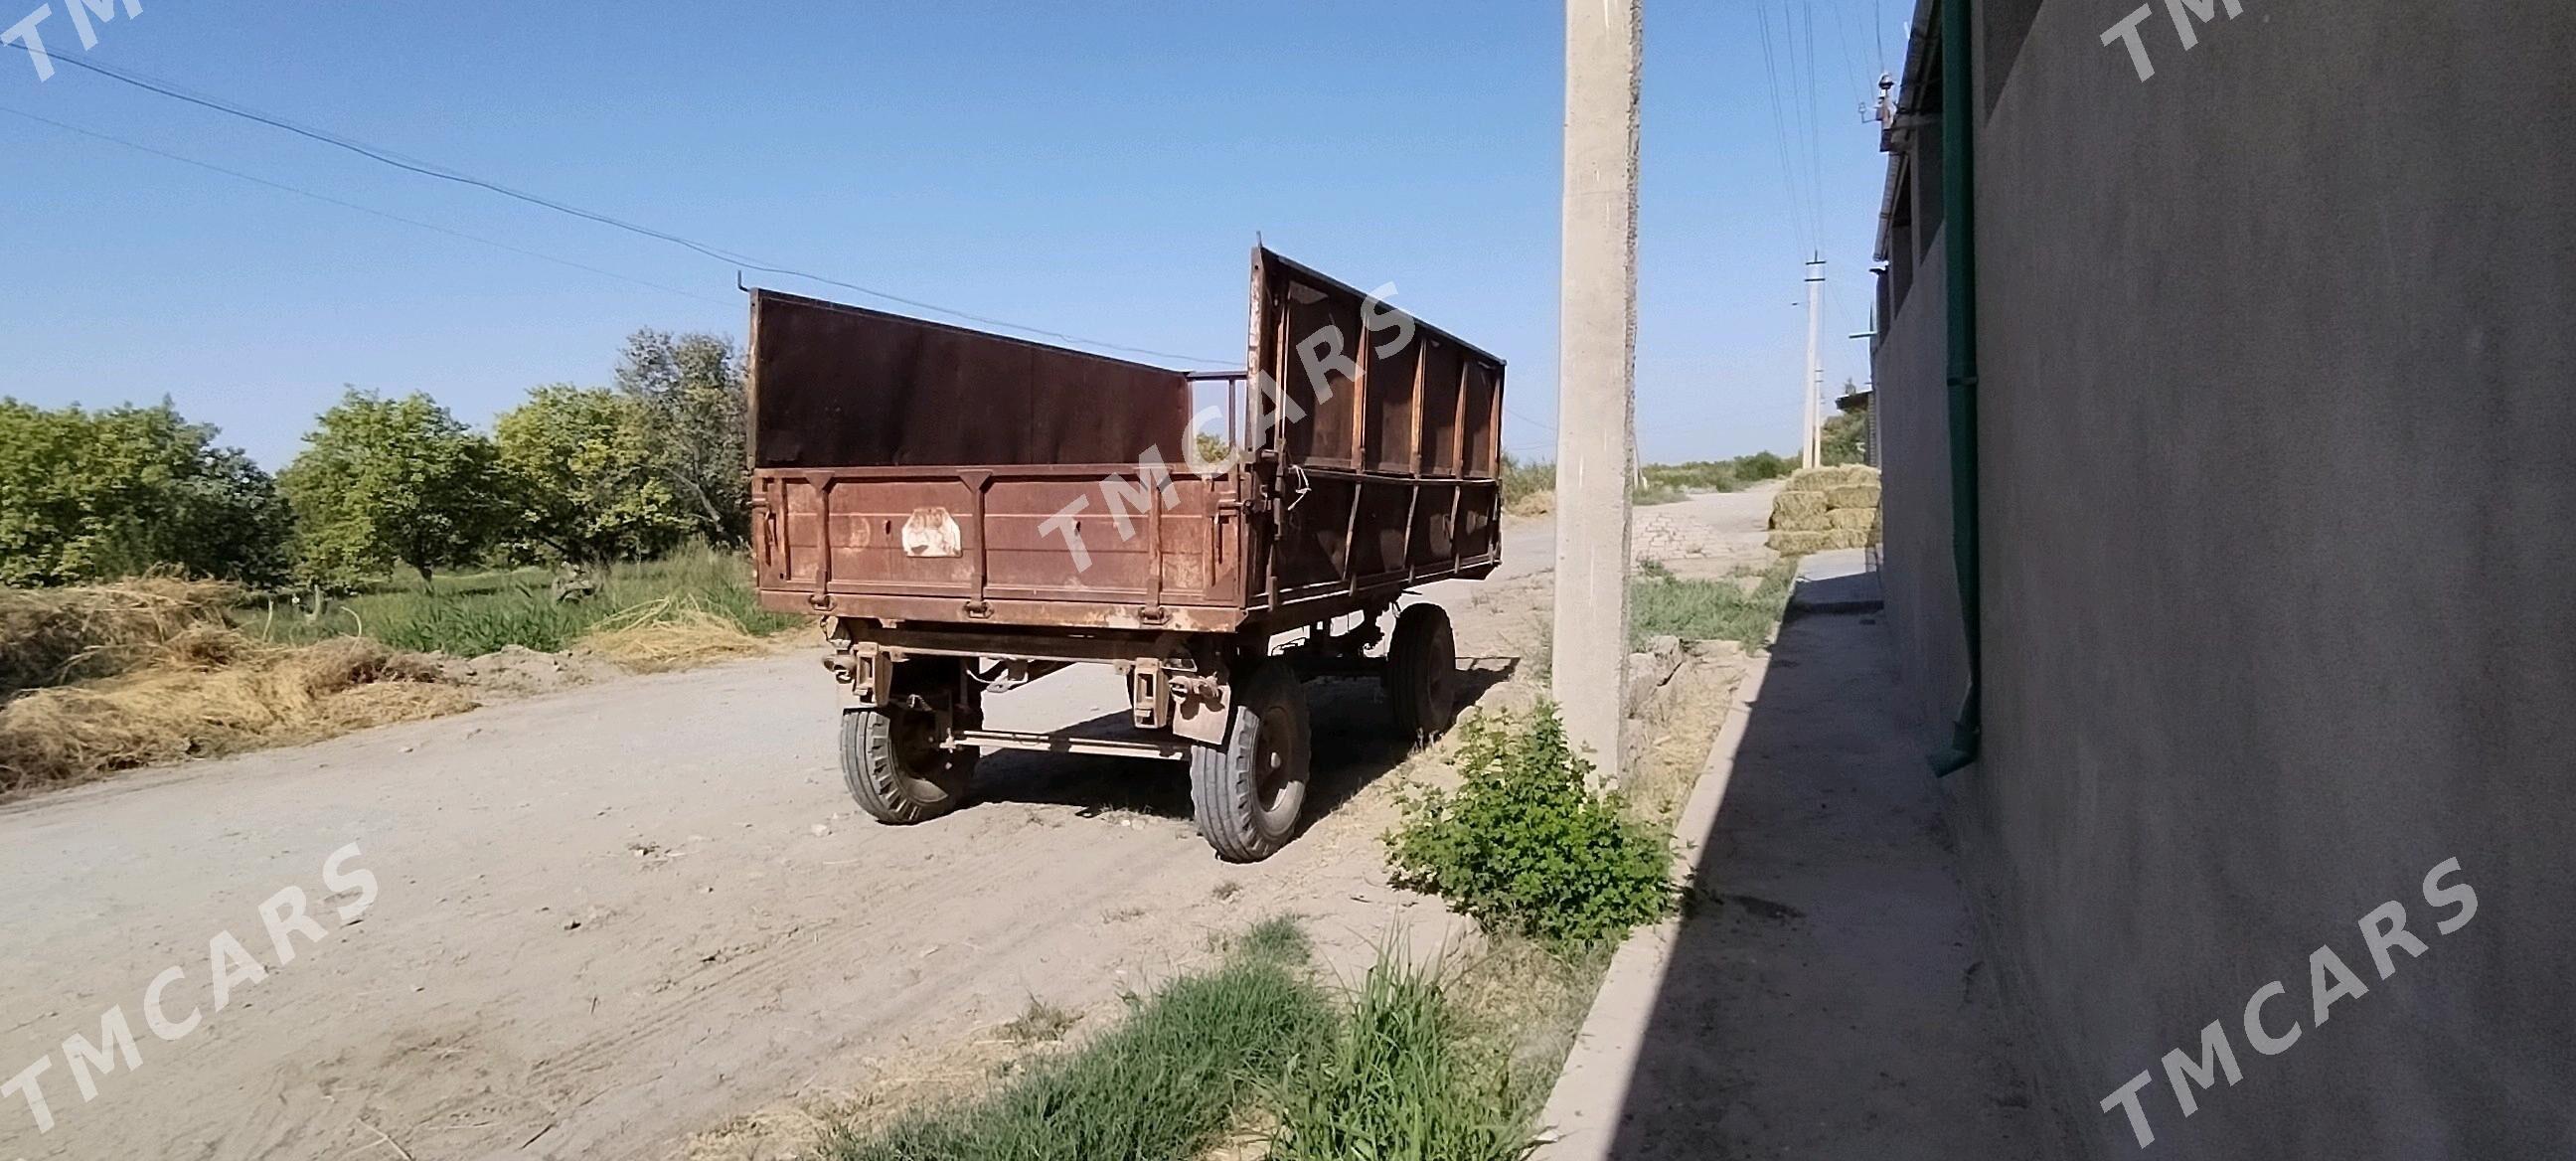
[[1629, 560, 1796, 650], [998, 998, 1082, 1046], [1236, 914, 1313, 964], [822, 928, 1332, 1161], [1267, 951, 1537, 1161]]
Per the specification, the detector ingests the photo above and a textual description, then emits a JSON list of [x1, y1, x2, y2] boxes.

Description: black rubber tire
[[1189, 663, 1311, 863], [840, 708, 974, 825], [1384, 603, 1459, 748]]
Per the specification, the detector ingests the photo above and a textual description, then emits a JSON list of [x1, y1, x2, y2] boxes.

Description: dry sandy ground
[[0, 496, 1770, 1161], [0, 567, 1564, 1160]]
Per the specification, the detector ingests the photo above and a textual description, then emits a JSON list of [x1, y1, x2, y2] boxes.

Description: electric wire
[[0, 103, 732, 306], [6, 42, 1227, 365]]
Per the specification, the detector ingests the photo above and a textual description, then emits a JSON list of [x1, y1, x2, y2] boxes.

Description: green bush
[[1386, 707, 1674, 950], [1268, 951, 1535, 1161]]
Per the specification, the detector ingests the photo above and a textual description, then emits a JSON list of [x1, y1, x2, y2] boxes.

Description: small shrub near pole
[[1384, 706, 1675, 951]]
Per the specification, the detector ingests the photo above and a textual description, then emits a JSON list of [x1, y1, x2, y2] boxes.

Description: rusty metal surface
[[748, 289, 1187, 467], [1245, 247, 1506, 620], [747, 248, 1503, 639]]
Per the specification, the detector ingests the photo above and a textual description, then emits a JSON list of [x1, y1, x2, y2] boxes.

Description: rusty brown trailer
[[747, 247, 1503, 634], [745, 246, 1502, 861]]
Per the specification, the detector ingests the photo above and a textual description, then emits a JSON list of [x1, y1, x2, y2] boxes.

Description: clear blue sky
[[0, 0, 1897, 468]]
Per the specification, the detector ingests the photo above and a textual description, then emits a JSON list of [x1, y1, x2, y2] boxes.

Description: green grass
[[1267, 952, 1535, 1161], [1629, 559, 1797, 650], [237, 545, 797, 656], [816, 917, 1546, 1161], [822, 920, 1332, 1161]]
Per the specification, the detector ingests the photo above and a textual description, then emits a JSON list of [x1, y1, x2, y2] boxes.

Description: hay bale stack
[[1825, 484, 1882, 510], [1764, 530, 1834, 556], [1784, 464, 1878, 490], [1768, 464, 1883, 555]]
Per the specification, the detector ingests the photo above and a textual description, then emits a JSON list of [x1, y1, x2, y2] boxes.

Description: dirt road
[[0, 492, 1767, 1160], [0, 571, 1559, 1160]]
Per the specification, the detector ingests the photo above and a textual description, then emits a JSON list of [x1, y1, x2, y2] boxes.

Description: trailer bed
[[747, 247, 1505, 633]]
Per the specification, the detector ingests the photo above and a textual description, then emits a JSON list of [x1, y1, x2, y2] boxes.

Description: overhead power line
[[1751, 0, 1817, 250], [7, 43, 1226, 365], [0, 103, 731, 306]]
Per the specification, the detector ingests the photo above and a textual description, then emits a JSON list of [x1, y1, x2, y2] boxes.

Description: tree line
[[0, 330, 750, 589]]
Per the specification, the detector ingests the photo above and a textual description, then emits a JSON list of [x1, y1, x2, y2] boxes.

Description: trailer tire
[[1385, 603, 1459, 748], [841, 709, 973, 825], [1190, 663, 1310, 863]]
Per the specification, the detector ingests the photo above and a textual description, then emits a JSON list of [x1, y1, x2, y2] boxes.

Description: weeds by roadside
[[1385, 707, 1675, 951], [1630, 558, 1796, 650], [247, 546, 795, 656], [813, 916, 1545, 1161], [998, 998, 1082, 1046], [820, 919, 1332, 1161], [1267, 951, 1536, 1161]]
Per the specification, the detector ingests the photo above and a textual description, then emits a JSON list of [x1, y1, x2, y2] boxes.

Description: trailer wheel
[[1190, 663, 1310, 863], [841, 708, 974, 825], [1385, 603, 1459, 747]]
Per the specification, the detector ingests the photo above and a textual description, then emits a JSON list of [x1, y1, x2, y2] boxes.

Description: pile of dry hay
[[0, 577, 241, 699], [0, 581, 471, 796], [576, 594, 773, 673], [1767, 464, 1881, 555]]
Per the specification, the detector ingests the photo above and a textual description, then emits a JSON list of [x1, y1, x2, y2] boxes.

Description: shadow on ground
[[1594, 608, 2053, 1159], [970, 660, 1517, 827]]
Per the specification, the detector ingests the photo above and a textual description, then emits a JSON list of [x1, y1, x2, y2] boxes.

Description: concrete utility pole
[[1803, 256, 1826, 468], [1552, 0, 1642, 780]]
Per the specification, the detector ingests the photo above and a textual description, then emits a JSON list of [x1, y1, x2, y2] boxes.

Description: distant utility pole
[[1552, 0, 1642, 780], [1803, 256, 1826, 468]]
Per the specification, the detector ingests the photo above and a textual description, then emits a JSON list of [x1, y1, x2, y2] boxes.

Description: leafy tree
[[613, 330, 749, 545], [0, 399, 292, 585], [1822, 385, 1868, 466], [494, 385, 696, 565], [1733, 449, 1796, 480], [278, 390, 507, 584]]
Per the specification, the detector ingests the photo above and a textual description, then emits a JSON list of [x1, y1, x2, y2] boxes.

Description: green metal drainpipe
[[1929, 0, 1984, 777]]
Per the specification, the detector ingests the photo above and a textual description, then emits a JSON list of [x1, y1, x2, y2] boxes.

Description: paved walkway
[[1541, 595, 2055, 1160]]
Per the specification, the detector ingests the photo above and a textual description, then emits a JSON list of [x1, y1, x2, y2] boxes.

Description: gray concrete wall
[[1874, 1, 2576, 1156], [1872, 235, 1966, 742]]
